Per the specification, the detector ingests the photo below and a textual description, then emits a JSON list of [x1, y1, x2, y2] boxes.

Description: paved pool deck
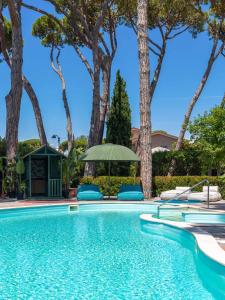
[[1, 198, 225, 251]]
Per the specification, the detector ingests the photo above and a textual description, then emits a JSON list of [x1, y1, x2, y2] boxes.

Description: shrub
[[153, 176, 225, 198], [152, 149, 202, 176], [80, 176, 140, 196], [80, 175, 225, 198]]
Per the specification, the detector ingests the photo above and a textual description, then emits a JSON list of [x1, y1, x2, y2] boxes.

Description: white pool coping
[[140, 214, 225, 267], [0, 202, 75, 210]]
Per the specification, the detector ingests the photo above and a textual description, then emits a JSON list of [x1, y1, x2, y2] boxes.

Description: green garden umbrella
[[80, 143, 140, 197]]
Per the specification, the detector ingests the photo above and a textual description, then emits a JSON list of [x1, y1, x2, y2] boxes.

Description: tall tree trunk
[[168, 40, 219, 176], [22, 76, 47, 145], [98, 59, 111, 144], [61, 78, 73, 154], [84, 44, 101, 176], [0, 9, 47, 147], [137, 0, 152, 199], [50, 47, 73, 154], [6, 0, 23, 160]]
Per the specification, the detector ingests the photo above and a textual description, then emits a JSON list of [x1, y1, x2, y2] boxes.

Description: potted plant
[[5, 160, 16, 198], [0, 157, 7, 198], [16, 157, 25, 200], [17, 181, 26, 200], [6, 175, 16, 198], [62, 147, 81, 199]]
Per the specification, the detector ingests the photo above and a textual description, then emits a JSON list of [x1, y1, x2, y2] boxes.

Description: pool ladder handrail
[[157, 179, 210, 218]]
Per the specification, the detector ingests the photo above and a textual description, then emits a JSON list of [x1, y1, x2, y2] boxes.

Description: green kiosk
[[24, 145, 65, 199]]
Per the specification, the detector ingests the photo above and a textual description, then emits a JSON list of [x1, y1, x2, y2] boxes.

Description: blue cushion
[[119, 185, 142, 193], [77, 184, 100, 193], [117, 191, 144, 201], [77, 184, 103, 200], [117, 185, 144, 201], [77, 191, 103, 200]]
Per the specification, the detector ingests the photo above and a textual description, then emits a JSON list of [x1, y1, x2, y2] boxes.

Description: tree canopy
[[189, 101, 225, 175], [106, 70, 131, 147]]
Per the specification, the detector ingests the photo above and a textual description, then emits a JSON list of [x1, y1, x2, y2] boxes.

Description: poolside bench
[[117, 185, 144, 201], [77, 184, 103, 201]]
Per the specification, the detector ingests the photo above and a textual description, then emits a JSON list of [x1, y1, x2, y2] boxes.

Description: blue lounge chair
[[117, 185, 144, 201], [77, 184, 103, 201]]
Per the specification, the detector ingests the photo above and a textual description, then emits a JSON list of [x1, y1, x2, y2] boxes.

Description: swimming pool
[[0, 204, 224, 299]]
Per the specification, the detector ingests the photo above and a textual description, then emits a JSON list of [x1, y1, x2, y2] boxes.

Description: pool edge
[[140, 213, 225, 267]]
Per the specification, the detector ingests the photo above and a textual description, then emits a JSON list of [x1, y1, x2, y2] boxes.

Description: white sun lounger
[[160, 187, 191, 200], [187, 186, 222, 202]]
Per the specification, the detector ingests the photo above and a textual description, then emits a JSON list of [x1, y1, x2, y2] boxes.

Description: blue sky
[[0, 5, 224, 148]]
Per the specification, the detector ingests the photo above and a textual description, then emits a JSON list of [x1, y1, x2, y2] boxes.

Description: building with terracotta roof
[[131, 128, 178, 154]]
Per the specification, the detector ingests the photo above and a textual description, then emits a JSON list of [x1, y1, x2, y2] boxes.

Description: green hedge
[[80, 176, 140, 196], [80, 176, 225, 198], [153, 176, 225, 198]]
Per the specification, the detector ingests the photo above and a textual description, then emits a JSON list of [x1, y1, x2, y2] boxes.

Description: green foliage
[[16, 158, 25, 175], [152, 144, 202, 176], [207, 0, 225, 42], [129, 162, 138, 178], [152, 152, 172, 176], [6, 161, 16, 193], [0, 137, 6, 156], [118, 0, 205, 37], [0, 157, 6, 195], [105, 70, 132, 176], [0, 157, 5, 174], [189, 102, 225, 175], [80, 175, 225, 198], [153, 176, 225, 198], [62, 143, 85, 189], [32, 16, 64, 48], [32, 1, 117, 50], [59, 135, 87, 153], [18, 181, 26, 193], [61, 136, 87, 187], [18, 139, 41, 157], [0, 138, 41, 158], [16, 158, 25, 193], [106, 70, 131, 148], [0, 17, 12, 58], [80, 176, 140, 196], [1, 138, 41, 158]]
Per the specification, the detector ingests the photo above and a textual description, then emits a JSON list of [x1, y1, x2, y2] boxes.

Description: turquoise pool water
[[183, 212, 225, 223], [157, 207, 203, 221], [0, 204, 224, 299]]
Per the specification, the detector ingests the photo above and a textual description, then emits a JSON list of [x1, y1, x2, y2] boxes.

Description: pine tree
[[106, 70, 131, 148]]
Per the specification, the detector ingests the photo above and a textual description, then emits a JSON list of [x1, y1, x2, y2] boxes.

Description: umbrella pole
[[108, 161, 111, 200]]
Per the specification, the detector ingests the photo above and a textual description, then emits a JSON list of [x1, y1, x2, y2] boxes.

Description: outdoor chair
[[117, 185, 144, 201], [160, 187, 191, 200], [77, 184, 103, 201], [187, 186, 222, 202]]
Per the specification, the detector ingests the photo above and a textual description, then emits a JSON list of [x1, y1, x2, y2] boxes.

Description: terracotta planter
[[69, 188, 77, 198]]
